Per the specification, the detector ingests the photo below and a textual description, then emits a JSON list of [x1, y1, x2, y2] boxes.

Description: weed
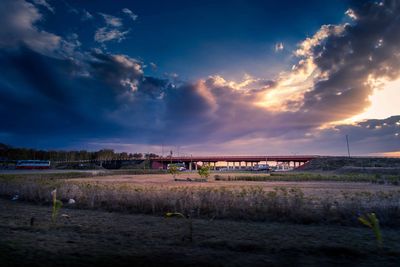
[[358, 213, 383, 248], [51, 189, 63, 224]]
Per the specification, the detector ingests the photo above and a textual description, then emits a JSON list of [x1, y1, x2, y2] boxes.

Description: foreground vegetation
[[1, 173, 400, 227], [2, 199, 400, 267], [2, 170, 400, 266]]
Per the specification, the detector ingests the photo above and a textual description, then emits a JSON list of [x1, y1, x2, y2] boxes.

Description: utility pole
[[346, 135, 351, 158]]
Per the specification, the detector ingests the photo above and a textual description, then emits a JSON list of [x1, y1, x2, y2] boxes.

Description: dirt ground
[[68, 173, 400, 197], [1, 199, 400, 267]]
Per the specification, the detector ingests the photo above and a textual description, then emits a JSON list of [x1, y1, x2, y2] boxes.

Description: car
[[167, 163, 186, 171], [252, 164, 270, 171]]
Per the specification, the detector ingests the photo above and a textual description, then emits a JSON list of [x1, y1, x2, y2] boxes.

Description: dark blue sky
[[46, 0, 349, 79], [0, 0, 399, 155]]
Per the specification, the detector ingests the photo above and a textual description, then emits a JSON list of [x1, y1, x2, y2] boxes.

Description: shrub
[[198, 165, 210, 180]]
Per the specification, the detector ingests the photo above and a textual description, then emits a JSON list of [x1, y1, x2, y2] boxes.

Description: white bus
[[16, 160, 51, 169]]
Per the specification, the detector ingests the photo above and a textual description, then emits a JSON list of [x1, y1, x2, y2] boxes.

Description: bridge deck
[[154, 155, 317, 162]]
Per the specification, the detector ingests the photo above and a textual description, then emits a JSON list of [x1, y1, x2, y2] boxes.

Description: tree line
[[0, 143, 159, 161]]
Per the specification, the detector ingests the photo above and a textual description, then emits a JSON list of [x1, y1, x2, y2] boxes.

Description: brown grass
[[1, 173, 400, 226]]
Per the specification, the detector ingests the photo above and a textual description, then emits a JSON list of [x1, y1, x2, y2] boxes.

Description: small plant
[[198, 165, 210, 180], [166, 212, 193, 242], [51, 189, 63, 224], [168, 165, 179, 179], [358, 212, 382, 248]]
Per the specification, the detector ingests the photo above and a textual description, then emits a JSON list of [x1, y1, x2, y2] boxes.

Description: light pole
[[346, 135, 351, 158]]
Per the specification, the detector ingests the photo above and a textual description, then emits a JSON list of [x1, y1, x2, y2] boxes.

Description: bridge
[[152, 155, 317, 170], [52, 155, 318, 170]]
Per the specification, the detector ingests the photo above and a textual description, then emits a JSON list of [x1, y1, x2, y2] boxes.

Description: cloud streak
[[94, 12, 131, 44], [122, 8, 138, 21]]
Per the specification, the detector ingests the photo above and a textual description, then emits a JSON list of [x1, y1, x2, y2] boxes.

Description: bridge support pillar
[[195, 162, 198, 170]]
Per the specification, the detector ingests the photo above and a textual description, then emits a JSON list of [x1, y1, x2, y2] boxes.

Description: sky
[[0, 0, 399, 156]]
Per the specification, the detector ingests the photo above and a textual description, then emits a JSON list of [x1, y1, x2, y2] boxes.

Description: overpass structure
[[51, 155, 318, 170], [151, 155, 318, 170]]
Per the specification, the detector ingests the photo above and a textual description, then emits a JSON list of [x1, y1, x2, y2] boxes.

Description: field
[[1, 170, 400, 266]]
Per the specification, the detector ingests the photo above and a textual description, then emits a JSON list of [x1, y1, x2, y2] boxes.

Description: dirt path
[[1, 199, 400, 267]]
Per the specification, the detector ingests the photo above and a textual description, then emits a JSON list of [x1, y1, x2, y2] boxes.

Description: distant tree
[[133, 153, 143, 159], [119, 152, 129, 159], [96, 149, 115, 160], [0, 144, 164, 163]]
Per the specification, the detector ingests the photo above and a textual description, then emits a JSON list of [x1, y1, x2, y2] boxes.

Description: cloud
[[298, 0, 400, 123], [0, 0, 399, 155], [82, 9, 93, 20], [122, 8, 138, 21], [345, 8, 357, 20], [94, 27, 129, 43], [95, 12, 130, 44], [32, 0, 54, 13], [99, 13, 123, 27], [311, 116, 400, 155], [149, 62, 158, 71], [0, 43, 398, 154], [0, 0, 61, 56], [275, 42, 284, 52], [294, 24, 346, 57]]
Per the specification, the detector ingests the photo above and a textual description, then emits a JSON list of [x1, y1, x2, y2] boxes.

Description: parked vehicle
[[167, 163, 186, 171], [273, 164, 293, 172], [252, 164, 270, 171], [16, 160, 51, 169]]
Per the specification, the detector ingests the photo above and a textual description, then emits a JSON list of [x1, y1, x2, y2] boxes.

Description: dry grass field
[[1, 171, 400, 266], [68, 172, 399, 197]]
